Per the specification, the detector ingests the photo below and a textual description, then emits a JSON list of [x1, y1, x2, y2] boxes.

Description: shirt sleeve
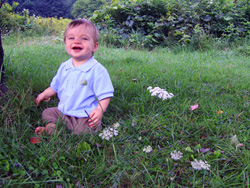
[[50, 70, 60, 93], [92, 68, 114, 101], [50, 62, 66, 93]]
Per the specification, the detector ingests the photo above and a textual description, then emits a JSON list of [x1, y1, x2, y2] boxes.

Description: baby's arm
[[88, 97, 111, 128], [36, 87, 57, 106], [35, 87, 57, 135]]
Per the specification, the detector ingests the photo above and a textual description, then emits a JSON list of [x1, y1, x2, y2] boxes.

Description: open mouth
[[72, 47, 83, 50]]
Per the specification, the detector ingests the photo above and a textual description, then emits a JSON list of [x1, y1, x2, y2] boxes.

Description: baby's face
[[64, 24, 98, 66]]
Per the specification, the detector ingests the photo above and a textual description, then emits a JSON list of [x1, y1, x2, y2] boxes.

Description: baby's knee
[[41, 108, 49, 119], [41, 107, 59, 123]]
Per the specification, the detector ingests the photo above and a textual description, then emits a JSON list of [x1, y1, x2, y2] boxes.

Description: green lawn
[[1, 35, 250, 187]]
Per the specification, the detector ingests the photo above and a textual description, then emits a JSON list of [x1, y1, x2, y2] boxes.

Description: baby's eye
[[82, 37, 88, 40], [68, 37, 74, 40]]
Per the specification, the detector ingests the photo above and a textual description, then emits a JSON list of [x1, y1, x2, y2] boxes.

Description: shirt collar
[[65, 57, 98, 72]]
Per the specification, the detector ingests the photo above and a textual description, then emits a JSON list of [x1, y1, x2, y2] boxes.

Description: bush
[[91, 0, 250, 49], [0, 2, 28, 34], [0, 2, 71, 37]]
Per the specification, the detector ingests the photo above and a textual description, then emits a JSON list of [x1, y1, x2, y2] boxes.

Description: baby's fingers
[[44, 97, 51, 102], [88, 118, 100, 128], [35, 127, 45, 135]]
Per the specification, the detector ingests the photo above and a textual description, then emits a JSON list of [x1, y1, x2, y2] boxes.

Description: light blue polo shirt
[[50, 57, 114, 118]]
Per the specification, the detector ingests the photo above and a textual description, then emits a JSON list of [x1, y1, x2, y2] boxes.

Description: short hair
[[64, 19, 99, 43]]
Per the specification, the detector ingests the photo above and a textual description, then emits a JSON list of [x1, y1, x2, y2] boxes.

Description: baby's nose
[[74, 39, 81, 43]]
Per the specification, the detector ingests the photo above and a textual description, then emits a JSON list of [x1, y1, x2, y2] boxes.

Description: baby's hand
[[35, 127, 45, 135], [88, 108, 103, 128], [36, 93, 50, 106]]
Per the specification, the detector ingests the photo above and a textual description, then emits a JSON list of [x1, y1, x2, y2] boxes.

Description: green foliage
[[71, 0, 104, 18], [2, 0, 250, 49], [0, 3, 71, 37], [91, 0, 250, 49], [0, 2, 29, 33]]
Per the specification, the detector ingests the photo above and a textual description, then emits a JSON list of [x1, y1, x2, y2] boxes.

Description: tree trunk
[[0, 0, 8, 97]]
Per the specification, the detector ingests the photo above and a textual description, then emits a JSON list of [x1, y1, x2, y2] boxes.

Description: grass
[[0, 34, 250, 187]]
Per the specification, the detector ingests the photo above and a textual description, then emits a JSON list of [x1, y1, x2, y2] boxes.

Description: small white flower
[[200, 161, 210, 170], [230, 135, 244, 148], [113, 122, 120, 128], [109, 128, 118, 136], [81, 78, 87, 85], [143, 146, 153, 153], [230, 135, 239, 146], [191, 159, 203, 170], [148, 86, 174, 100], [170, 150, 183, 161], [138, 136, 142, 141], [191, 159, 210, 170], [158, 93, 163, 98], [151, 91, 157, 96], [147, 86, 152, 90], [99, 127, 118, 141]]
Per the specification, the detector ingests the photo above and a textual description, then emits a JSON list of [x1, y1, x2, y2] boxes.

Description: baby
[[35, 19, 114, 135]]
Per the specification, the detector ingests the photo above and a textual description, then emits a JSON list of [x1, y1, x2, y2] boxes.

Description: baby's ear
[[93, 42, 99, 52]]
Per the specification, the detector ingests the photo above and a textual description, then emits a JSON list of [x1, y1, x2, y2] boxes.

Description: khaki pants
[[42, 107, 101, 135]]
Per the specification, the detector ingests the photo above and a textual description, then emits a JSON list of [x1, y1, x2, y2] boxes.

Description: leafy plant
[[91, 0, 250, 49]]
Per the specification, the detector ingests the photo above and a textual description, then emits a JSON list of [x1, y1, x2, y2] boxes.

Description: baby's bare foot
[[45, 123, 56, 134]]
